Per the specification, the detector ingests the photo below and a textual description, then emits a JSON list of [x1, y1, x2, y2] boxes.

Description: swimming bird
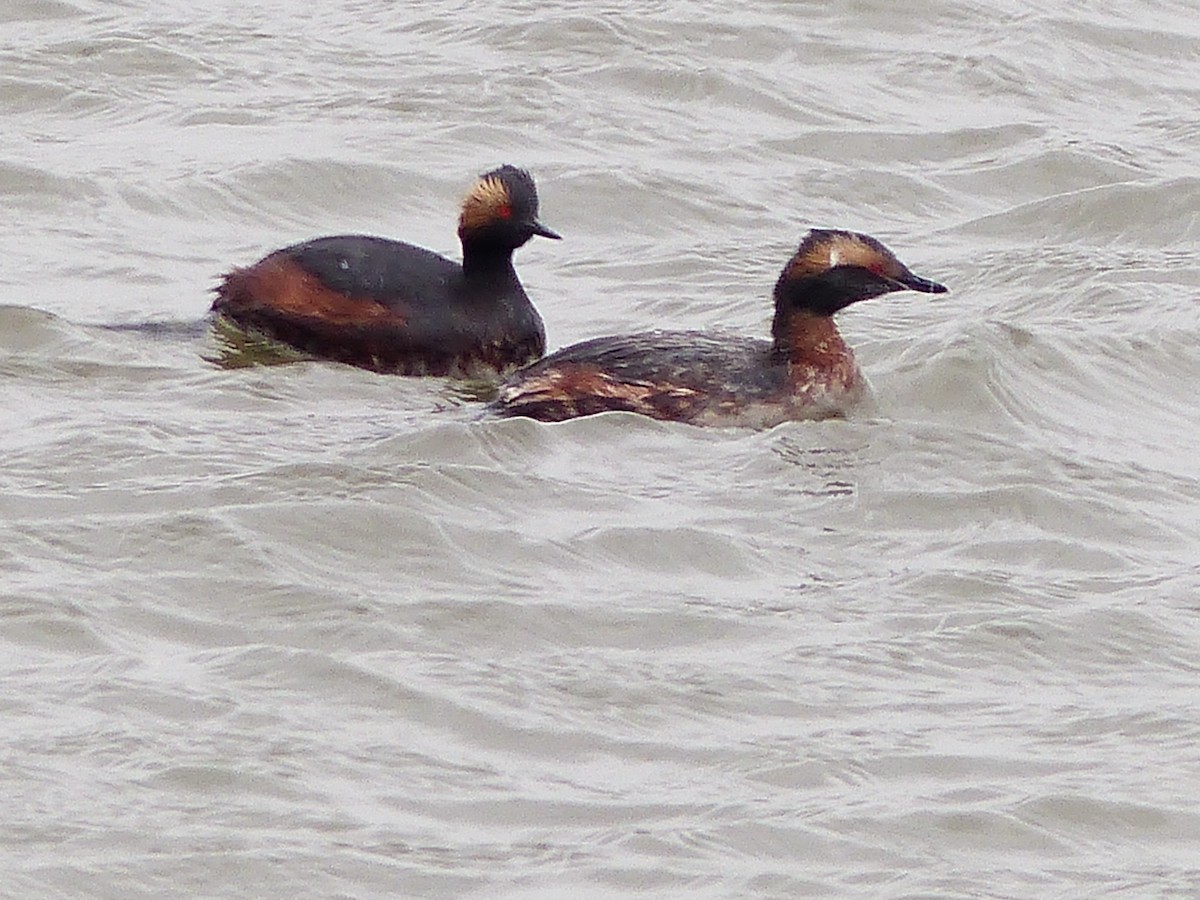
[[490, 229, 946, 427], [212, 165, 559, 377]]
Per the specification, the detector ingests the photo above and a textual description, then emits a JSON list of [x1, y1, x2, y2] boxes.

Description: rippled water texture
[[3, 0, 1200, 896]]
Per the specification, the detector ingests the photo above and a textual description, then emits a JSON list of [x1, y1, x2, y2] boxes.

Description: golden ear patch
[[825, 233, 888, 269], [784, 230, 896, 280], [459, 175, 513, 232]]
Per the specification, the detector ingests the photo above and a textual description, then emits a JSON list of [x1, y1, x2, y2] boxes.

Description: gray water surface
[[3, 1, 1200, 896]]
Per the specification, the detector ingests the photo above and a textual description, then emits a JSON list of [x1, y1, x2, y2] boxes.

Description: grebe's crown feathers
[[783, 229, 898, 281], [458, 165, 560, 240], [772, 228, 947, 318], [782, 228, 946, 294]]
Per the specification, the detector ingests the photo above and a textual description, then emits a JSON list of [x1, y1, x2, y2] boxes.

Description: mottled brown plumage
[[491, 229, 947, 427]]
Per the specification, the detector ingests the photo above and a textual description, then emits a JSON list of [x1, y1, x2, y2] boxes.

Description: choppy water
[[4, 1, 1200, 896]]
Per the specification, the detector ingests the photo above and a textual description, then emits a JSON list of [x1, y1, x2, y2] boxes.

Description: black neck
[[461, 240, 519, 279]]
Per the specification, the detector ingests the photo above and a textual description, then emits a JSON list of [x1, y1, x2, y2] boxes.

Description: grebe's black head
[[457, 165, 560, 249], [773, 229, 947, 318]]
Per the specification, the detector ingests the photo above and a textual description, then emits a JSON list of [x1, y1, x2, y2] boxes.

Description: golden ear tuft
[[826, 233, 889, 270], [784, 230, 895, 280], [459, 175, 513, 232]]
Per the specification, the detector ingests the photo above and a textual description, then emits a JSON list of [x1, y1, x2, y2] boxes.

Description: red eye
[[497, 204, 513, 219]]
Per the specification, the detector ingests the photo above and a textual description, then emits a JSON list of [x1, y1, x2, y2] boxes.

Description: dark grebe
[[211, 165, 560, 377], [490, 229, 946, 427]]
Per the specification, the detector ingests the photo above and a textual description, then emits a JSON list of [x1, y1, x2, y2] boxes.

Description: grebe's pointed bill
[[896, 270, 948, 294], [531, 220, 562, 240]]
